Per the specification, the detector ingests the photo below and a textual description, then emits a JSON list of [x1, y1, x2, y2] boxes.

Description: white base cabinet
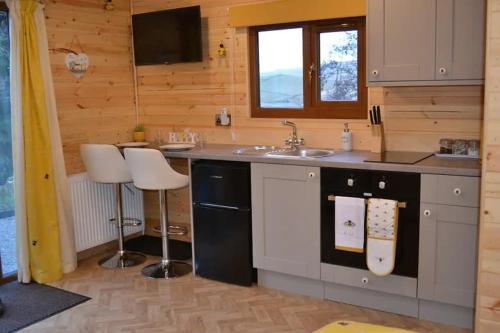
[[419, 174, 479, 309], [418, 204, 478, 307], [251, 163, 321, 280], [250, 167, 479, 329]]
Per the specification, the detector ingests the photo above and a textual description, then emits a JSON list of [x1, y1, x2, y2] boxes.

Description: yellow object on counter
[[314, 321, 417, 333], [133, 131, 145, 142]]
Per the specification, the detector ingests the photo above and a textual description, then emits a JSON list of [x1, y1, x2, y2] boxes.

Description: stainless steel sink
[[266, 148, 334, 159], [233, 146, 334, 159], [233, 146, 277, 156]]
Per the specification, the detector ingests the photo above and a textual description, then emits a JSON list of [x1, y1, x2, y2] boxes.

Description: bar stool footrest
[[153, 225, 188, 236], [109, 217, 143, 227]]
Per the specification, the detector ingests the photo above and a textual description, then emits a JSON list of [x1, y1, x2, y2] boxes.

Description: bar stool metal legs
[[99, 184, 147, 269], [142, 190, 192, 279]]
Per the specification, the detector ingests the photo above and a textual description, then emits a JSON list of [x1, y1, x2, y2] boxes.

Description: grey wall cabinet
[[419, 175, 479, 308], [251, 163, 321, 280], [436, 0, 485, 81], [367, 0, 437, 83], [367, 0, 485, 86]]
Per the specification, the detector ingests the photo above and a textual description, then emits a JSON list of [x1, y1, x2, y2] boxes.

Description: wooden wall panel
[[45, 0, 136, 175], [132, 0, 484, 244], [43, 0, 486, 247], [133, 0, 483, 154], [45, 0, 483, 171], [476, 0, 500, 331]]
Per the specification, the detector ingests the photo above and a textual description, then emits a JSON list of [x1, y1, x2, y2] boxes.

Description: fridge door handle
[[195, 202, 247, 211]]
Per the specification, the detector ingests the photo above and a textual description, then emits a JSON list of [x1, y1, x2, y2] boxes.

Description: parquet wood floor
[[23, 256, 471, 333]]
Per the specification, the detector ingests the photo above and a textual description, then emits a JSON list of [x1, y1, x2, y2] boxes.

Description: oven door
[[320, 168, 420, 278]]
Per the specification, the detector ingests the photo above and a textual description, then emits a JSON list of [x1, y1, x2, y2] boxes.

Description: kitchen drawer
[[421, 174, 480, 207], [321, 168, 370, 194], [371, 171, 420, 201], [320, 263, 417, 298]]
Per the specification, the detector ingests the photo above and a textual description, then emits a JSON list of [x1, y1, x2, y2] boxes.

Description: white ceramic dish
[[159, 143, 196, 151], [116, 142, 149, 148], [434, 152, 479, 160]]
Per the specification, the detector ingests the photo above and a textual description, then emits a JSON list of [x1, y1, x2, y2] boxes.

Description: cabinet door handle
[[347, 178, 354, 187], [371, 69, 379, 77], [361, 277, 369, 285], [453, 188, 462, 196], [308, 172, 316, 179], [424, 209, 432, 217], [378, 181, 386, 190], [439, 67, 447, 75]]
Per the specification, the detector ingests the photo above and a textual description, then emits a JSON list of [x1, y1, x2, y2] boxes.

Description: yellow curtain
[[19, 0, 62, 283]]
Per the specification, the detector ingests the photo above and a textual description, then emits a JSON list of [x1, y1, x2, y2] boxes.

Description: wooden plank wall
[[132, 0, 483, 242], [41, 0, 485, 244], [475, 0, 500, 331], [132, 0, 483, 154], [45, 0, 136, 175]]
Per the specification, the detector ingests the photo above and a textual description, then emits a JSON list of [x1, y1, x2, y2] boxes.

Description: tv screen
[[132, 6, 202, 66]]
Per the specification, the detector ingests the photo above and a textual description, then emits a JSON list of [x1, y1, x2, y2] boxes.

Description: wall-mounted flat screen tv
[[132, 6, 202, 66]]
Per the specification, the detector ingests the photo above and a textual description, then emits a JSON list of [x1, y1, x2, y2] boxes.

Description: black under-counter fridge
[[191, 160, 255, 286]]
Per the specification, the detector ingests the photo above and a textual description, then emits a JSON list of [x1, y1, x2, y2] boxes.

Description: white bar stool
[[81, 144, 147, 268], [124, 148, 192, 279]]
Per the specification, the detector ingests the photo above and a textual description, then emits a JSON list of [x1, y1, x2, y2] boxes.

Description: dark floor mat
[[124, 235, 192, 261], [0, 281, 90, 332]]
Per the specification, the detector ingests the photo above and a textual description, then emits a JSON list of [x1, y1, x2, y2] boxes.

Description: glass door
[[0, 4, 16, 284]]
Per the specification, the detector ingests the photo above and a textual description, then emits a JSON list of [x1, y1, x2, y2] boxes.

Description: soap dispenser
[[341, 123, 352, 151], [219, 107, 230, 126]]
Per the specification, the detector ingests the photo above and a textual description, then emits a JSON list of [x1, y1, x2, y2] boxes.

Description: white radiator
[[69, 173, 145, 252]]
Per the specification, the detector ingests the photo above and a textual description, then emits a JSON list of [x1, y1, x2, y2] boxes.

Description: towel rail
[[327, 195, 407, 209]]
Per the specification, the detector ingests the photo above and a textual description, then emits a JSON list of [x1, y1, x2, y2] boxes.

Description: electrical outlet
[[215, 113, 231, 126]]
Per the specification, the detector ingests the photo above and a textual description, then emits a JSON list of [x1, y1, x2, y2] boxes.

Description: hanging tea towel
[[366, 198, 399, 276], [335, 196, 366, 253]]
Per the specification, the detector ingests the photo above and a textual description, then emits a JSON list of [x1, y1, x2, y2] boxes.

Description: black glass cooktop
[[364, 151, 433, 165]]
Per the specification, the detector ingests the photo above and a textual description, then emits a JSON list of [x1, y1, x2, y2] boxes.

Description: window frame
[[249, 17, 367, 119]]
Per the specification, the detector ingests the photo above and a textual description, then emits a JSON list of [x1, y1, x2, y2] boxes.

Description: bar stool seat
[[81, 144, 146, 269], [124, 148, 192, 279]]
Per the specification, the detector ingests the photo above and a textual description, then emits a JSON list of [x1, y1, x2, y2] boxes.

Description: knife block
[[370, 122, 385, 154]]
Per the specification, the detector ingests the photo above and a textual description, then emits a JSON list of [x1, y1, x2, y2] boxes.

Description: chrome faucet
[[282, 120, 305, 149]]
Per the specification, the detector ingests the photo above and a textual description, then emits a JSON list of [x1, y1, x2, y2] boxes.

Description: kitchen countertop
[[162, 144, 481, 177]]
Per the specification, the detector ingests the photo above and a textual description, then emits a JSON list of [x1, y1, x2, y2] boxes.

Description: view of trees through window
[[0, 9, 16, 277], [319, 30, 358, 102]]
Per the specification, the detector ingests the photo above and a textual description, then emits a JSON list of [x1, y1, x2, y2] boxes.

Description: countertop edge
[[163, 146, 481, 177]]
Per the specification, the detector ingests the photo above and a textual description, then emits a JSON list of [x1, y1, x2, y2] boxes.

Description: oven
[[321, 168, 420, 278]]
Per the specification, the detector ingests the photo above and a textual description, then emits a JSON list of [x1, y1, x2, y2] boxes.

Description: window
[[249, 17, 367, 119], [0, 3, 16, 283]]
